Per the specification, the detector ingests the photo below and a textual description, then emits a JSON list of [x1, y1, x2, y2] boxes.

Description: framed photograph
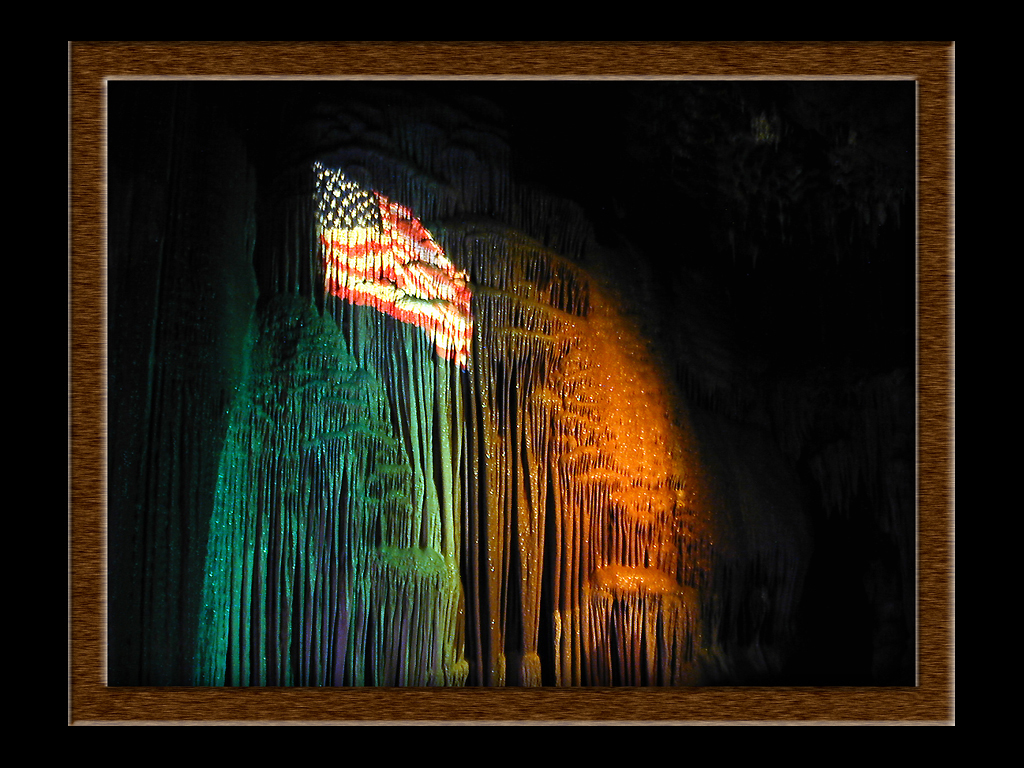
[[70, 41, 953, 724]]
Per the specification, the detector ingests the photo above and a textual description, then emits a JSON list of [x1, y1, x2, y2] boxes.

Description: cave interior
[[105, 79, 917, 687]]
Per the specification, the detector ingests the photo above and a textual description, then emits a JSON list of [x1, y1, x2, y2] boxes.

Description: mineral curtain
[[194, 165, 714, 686]]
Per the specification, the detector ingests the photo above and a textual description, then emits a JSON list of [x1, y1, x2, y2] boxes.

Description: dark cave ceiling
[[184, 78, 917, 383]]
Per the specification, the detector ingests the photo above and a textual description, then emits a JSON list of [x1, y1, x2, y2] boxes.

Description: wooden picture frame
[[69, 41, 954, 724]]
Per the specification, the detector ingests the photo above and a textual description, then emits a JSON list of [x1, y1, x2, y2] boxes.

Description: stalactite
[[197, 293, 469, 686], [196, 166, 472, 686], [196, 157, 724, 686], [110, 82, 915, 689], [434, 208, 717, 686]]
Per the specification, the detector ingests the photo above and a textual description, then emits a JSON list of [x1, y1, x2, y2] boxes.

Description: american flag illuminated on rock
[[314, 162, 473, 368]]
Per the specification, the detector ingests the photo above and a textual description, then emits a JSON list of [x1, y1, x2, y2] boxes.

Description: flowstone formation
[[196, 152, 728, 686], [110, 82, 880, 688], [197, 296, 469, 686], [446, 220, 717, 686]]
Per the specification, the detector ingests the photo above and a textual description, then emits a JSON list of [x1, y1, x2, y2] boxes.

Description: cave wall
[[107, 83, 259, 684], [106, 81, 914, 686]]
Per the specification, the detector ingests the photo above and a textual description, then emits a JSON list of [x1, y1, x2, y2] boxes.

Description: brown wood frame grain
[[69, 41, 954, 724]]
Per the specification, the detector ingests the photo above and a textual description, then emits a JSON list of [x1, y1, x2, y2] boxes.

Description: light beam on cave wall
[[315, 163, 473, 369], [196, 161, 717, 686]]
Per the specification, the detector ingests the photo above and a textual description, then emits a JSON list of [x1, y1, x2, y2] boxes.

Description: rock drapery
[[107, 81, 914, 686]]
